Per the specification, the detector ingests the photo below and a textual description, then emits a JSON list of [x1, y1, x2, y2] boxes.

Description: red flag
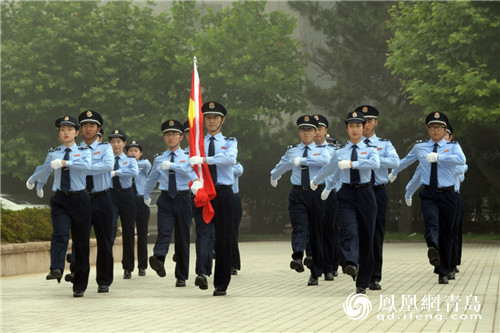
[[188, 57, 216, 223]]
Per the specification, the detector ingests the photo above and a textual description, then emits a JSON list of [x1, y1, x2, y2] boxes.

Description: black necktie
[[364, 139, 376, 184], [85, 146, 94, 192], [168, 152, 177, 198], [429, 143, 438, 192], [132, 178, 137, 195], [60, 148, 71, 191], [113, 156, 122, 190], [208, 136, 217, 184], [301, 146, 310, 188], [350, 145, 360, 184]]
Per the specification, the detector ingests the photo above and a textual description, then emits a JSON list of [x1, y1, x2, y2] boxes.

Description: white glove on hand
[[321, 189, 331, 200], [426, 152, 439, 163], [161, 161, 171, 170], [37, 189, 44, 198], [388, 172, 397, 183], [189, 156, 204, 165], [144, 198, 151, 206], [294, 157, 302, 167], [338, 160, 351, 170], [310, 180, 318, 191], [50, 159, 64, 170], [26, 180, 35, 190], [191, 180, 202, 195], [405, 198, 412, 207], [111, 171, 117, 177]]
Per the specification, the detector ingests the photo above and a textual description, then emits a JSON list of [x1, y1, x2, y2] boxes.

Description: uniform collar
[[299, 142, 316, 149], [168, 147, 182, 156], [207, 132, 224, 140], [363, 134, 378, 142], [61, 143, 78, 151]]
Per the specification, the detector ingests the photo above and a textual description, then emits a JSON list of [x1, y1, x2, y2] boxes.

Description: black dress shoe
[[303, 256, 312, 268], [356, 287, 366, 294], [46, 269, 63, 283], [369, 280, 382, 290], [176, 278, 186, 287], [290, 259, 304, 273], [73, 291, 84, 297], [308, 275, 318, 286], [231, 267, 238, 275], [438, 275, 449, 284], [66, 253, 72, 264], [138, 268, 146, 276], [345, 265, 358, 281], [427, 247, 440, 267], [195, 274, 208, 290], [149, 256, 166, 277], [333, 270, 338, 277], [447, 271, 455, 280], [213, 288, 226, 296], [324, 272, 334, 281], [454, 267, 460, 273], [98, 285, 109, 293], [123, 269, 132, 279], [65, 272, 74, 283]]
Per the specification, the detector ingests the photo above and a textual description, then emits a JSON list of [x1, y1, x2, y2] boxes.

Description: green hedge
[[1, 207, 53, 243]]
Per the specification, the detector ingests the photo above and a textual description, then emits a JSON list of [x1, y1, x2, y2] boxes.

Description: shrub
[[1, 207, 52, 243]]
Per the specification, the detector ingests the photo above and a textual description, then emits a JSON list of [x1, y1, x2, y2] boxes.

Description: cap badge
[[86, 110, 93, 118], [209, 102, 215, 109], [304, 116, 310, 122], [434, 112, 440, 118], [132, 140, 136, 144], [114, 129, 119, 134], [313, 115, 319, 120], [353, 112, 357, 117], [64, 116, 69, 120], [362, 106, 368, 113], [169, 120, 174, 126]]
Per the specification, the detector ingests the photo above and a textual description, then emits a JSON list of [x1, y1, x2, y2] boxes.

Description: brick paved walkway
[[1, 242, 498, 332]]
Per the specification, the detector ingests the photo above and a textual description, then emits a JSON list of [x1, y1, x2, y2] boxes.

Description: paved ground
[[1, 242, 498, 332]]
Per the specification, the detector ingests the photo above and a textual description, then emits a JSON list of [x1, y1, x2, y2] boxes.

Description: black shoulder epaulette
[[224, 137, 236, 141], [184, 151, 190, 155], [447, 141, 459, 144], [154, 152, 164, 158], [415, 139, 426, 144], [78, 146, 88, 150], [366, 144, 377, 148], [48, 146, 61, 152], [379, 138, 390, 142], [287, 144, 298, 150], [97, 142, 109, 145]]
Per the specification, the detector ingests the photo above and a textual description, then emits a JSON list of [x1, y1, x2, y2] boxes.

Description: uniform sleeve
[[380, 142, 400, 170], [205, 138, 237, 166], [439, 142, 466, 166], [312, 151, 338, 184], [302, 147, 330, 167], [65, 149, 92, 171], [352, 147, 380, 170], [405, 165, 422, 199], [270, 149, 293, 181], [143, 158, 161, 200], [116, 158, 139, 178], [233, 162, 244, 177], [88, 144, 114, 175], [138, 159, 152, 175], [29, 152, 55, 190], [391, 145, 419, 176]]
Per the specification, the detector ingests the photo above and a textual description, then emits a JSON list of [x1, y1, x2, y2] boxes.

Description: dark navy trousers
[[371, 186, 388, 283], [135, 195, 150, 270], [90, 193, 114, 287], [111, 188, 137, 272], [232, 193, 243, 270], [337, 184, 376, 289], [154, 191, 192, 280], [322, 190, 339, 275], [451, 195, 464, 268], [50, 191, 91, 293], [194, 202, 215, 276]]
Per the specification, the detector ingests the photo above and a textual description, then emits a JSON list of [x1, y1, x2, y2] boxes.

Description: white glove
[[37, 189, 44, 198], [388, 172, 397, 183], [321, 189, 331, 200], [310, 180, 318, 191], [26, 180, 35, 190], [338, 160, 351, 170], [189, 156, 204, 165], [161, 161, 171, 170], [191, 180, 202, 195], [405, 198, 412, 207], [144, 198, 151, 206], [294, 157, 302, 167], [426, 152, 439, 163], [50, 159, 64, 170], [111, 170, 117, 177]]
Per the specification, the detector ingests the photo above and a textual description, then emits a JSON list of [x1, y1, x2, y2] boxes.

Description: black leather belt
[[56, 189, 87, 196], [292, 184, 325, 191], [88, 189, 110, 198], [215, 185, 231, 191], [161, 190, 190, 196], [342, 183, 372, 189], [372, 184, 386, 190], [112, 187, 132, 192], [424, 185, 454, 193]]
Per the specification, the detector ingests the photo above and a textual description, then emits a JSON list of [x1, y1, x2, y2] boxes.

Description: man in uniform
[[359, 105, 400, 291], [270, 115, 330, 286], [389, 111, 466, 284], [190, 101, 238, 296]]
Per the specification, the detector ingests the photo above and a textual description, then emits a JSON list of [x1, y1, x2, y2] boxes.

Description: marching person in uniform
[[270, 115, 330, 286], [189, 101, 238, 296], [78, 110, 115, 293], [26, 116, 92, 297], [126, 140, 151, 277], [389, 111, 466, 284], [108, 129, 139, 279], [144, 119, 199, 287], [311, 110, 380, 294], [359, 105, 400, 291]]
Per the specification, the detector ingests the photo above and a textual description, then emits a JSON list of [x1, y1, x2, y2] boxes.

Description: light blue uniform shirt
[[28, 143, 92, 192], [405, 163, 468, 199], [392, 138, 466, 188], [83, 140, 114, 192], [363, 135, 400, 185], [112, 153, 139, 189], [143, 147, 198, 200], [270, 142, 330, 185], [313, 141, 380, 185], [204, 132, 238, 186], [133, 159, 152, 196], [232, 162, 244, 194]]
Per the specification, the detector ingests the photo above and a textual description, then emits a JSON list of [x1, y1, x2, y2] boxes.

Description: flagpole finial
[[193, 56, 197, 66]]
